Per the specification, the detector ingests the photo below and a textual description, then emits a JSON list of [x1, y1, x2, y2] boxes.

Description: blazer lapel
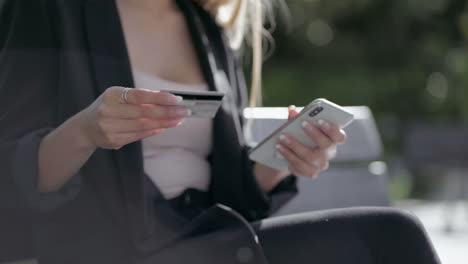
[[176, 0, 245, 146], [84, 0, 134, 94], [175, 0, 224, 93]]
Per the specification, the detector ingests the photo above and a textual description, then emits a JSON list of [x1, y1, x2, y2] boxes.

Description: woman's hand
[[276, 105, 347, 179], [77, 86, 191, 150], [254, 105, 347, 192]]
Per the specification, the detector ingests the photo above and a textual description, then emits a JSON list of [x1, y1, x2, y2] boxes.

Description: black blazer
[[0, 0, 297, 263]]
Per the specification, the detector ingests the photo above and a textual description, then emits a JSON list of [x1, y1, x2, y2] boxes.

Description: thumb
[[288, 105, 299, 120]]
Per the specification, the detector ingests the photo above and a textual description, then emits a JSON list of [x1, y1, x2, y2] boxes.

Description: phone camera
[[309, 107, 324, 117]]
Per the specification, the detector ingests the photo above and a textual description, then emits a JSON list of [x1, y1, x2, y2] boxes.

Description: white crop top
[[132, 70, 213, 199]]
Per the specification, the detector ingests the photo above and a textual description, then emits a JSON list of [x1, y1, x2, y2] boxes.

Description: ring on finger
[[121, 87, 132, 104]]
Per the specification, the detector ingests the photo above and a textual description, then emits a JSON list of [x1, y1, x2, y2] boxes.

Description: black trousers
[[252, 207, 440, 264], [166, 191, 440, 264]]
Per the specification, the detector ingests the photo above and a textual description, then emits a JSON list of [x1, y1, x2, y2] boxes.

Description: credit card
[[160, 89, 225, 118]]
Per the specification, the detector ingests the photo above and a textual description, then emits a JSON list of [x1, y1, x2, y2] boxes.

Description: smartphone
[[248, 98, 354, 171]]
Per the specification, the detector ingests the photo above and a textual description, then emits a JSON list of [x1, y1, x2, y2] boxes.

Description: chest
[[117, 4, 205, 85]]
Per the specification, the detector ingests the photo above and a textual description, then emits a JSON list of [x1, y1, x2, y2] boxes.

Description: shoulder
[[0, 0, 55, 49], [0, 0, 61, 15], [0, 0, 89, 49], [0, 0, 87, 27]]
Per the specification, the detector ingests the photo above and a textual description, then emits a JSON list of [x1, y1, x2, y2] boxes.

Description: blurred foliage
[[260, 0, 468, 154]]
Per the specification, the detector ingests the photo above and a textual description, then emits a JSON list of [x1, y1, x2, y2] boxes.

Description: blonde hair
[[194, 0, 265, 107]]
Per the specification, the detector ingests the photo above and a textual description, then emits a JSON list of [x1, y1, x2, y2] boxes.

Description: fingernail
[[173, 96, 183, 104], [279, 134, 290, 145], [318, 119, 330, 130], [301, 121, 313, 132], [275, 144, 285, 159], [288, 105, 296, 110]]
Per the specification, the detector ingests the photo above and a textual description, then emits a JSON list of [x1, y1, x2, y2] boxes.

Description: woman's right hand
[[78, 86, 190, 150]]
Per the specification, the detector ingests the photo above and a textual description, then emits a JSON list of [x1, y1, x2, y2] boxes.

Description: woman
[[0, 0, 440, 263]]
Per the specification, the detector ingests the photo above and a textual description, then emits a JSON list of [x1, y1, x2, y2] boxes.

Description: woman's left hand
[[276, 105, 347, 179]]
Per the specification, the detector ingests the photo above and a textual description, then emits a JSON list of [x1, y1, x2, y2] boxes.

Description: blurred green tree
[[259, 0, 468, 129], [252, 0, 468, 199]]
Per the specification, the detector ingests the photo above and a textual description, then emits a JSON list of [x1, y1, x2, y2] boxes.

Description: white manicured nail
[[318, 119, 330, 130], [302, 121, 313, 131], [279, 134, 290, 144], [275, 145, 285, 159], [174, 96, 183, 104]]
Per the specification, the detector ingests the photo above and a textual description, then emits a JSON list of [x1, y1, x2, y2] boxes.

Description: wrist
[[70, 110, 97, 151], [254, 163, 290, 193]]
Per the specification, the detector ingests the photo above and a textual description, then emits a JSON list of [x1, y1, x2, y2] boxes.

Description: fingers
[[99, 87, 191, 120], [316, 119, 347, 144], [278, 133, 329, 170], [275, 109, 348, 179], [279, 134, 314, 164], [99, 118, 183, 133], [288, 105, 299, 120], [301, 121, 334, 149], [99, 103, 190, 119], [301, 119, 347, 148], [104, 87, 183, 106], [276, 144, 320, 178], [87, 86, 189, 150]]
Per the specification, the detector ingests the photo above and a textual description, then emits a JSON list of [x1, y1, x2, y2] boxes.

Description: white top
[[132, 70, 213, 199]]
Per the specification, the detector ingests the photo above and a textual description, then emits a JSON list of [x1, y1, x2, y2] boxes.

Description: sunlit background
[[2, 1, 467, 264], [256, 0, 468, 262]]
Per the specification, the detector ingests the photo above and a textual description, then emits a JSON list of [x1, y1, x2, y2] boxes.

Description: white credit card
[[160, 89, 225, 118]]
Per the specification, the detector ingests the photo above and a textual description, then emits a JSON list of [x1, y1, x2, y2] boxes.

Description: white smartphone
[[248, 98, 355, 171]]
